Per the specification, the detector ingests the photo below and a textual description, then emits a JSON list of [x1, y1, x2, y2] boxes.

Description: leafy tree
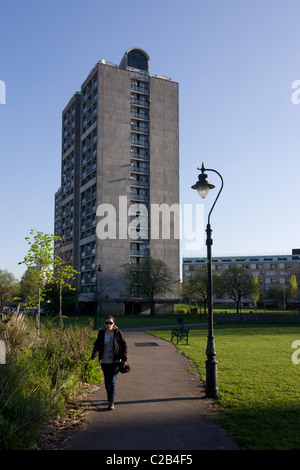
[[51, 241, 79, 327], [252, 275, 260, 309], [52, 255, 79, 327], [19, 268, 40, 302], [266, 286, 283, 305], [124, 257, 175, 315], [42, 282, 79, 317], [190, 267, 208, 306], [182, 279, 198, 310], [19, 229, 60, 335], [182, 267, 223, 313], [290, 274, 299, 308], [0, 269, 19, 307], [222, 266, 253, 313]]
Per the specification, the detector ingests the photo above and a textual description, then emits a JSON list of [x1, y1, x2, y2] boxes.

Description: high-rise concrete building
[[54, 48, 180, 315]]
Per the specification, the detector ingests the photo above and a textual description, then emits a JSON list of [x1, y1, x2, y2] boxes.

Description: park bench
[[171, 325, 190, 344]]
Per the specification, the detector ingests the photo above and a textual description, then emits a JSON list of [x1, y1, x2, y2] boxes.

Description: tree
[[266, 286, 283, 306], [191, 267, 208, 308], [222, 266, 253, 313], [50, 241, 79, 327], [124, 257, 175, 315], [182, 267, 209, 313], [52, 255, 79, 327], [182, 267, 223, 313], [182, 280, 198, 310], [19, 268, 40, 303], [290, 274, 298, 308], [0, 269, 19, 307], [43, 281, 79, 318], [19, 229, 60, 335], [251, 275, 260, 310]]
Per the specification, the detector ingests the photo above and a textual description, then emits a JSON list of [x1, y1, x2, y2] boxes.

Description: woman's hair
[[105, 315, 117, 327]]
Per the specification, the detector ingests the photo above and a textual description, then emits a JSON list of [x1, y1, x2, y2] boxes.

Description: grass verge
[[149, 323, 300, 450], [0, 315, 101, 450]]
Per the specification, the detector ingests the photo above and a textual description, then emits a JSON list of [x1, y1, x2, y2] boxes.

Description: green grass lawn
[[175, 303, 296, 314], [149, 324, 300, 450]]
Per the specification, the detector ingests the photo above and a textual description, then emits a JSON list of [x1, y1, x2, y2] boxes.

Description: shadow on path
[[67, 329, 241, 451]]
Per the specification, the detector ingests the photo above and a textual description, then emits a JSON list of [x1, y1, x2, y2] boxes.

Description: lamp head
[[191, 163, 215, 199]]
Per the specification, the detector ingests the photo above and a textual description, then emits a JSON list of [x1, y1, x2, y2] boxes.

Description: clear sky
[[1, 0, 300, 280]]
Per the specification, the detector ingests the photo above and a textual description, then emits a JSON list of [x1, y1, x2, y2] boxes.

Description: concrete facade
[[55, 49, 180, 315]]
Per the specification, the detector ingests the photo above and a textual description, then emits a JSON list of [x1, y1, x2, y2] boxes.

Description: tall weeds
[[0, 314, 101, 450]]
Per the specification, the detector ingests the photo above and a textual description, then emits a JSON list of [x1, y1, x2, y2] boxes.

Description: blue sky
[[1, 0, 300, 280]]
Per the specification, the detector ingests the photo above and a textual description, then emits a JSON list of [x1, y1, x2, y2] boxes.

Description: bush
[[0, 315, 102, 449], [0, 355, 48, 449], [81, 354, 102, 383]]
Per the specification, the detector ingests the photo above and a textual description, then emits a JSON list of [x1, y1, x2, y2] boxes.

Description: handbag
[[120, 362, 131, 373]]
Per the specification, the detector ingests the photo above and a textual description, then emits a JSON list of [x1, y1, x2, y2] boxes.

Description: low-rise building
[[182, 249, 300, 307]]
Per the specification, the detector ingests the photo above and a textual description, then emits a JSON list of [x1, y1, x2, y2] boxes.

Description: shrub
[[0, 315, 102, 449], [0, 355, 52, 449]]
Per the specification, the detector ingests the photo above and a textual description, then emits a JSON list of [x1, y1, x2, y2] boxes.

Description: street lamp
[[94, 265, 102, 330], [281, 266, 291, 310], [192, 162, 224, 399], [259, 271, 266, 314]]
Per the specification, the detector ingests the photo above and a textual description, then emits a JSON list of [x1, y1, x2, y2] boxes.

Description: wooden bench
[[171, 325, 190, 344]]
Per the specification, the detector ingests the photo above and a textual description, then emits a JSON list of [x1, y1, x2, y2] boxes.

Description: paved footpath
[[67, 327, 241, 451]]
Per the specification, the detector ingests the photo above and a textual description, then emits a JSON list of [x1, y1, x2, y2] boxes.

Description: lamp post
[[192, 162, 224, 399], [94, 265, 102, 330], [259, 271, 266, 313], [281, 266, 291, 310]]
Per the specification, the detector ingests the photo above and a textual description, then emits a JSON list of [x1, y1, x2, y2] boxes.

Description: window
[[128, 50, 148, 72]]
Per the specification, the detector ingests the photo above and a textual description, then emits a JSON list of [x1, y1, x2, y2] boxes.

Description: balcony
[[130, 164, 149, 175], [130, 149, 149, 160], [130, 247, 150, 256], [131, 83, 150, 95], [131, 123, 149, 134], [130, 177, 149, 188], [130, 192, 149, 202], [131, 136, 149, 147], [131, 109, 149, 121], [131, 96, 149, 108]]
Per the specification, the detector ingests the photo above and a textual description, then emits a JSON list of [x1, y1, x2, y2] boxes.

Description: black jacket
[[91, 327, 128, 363]]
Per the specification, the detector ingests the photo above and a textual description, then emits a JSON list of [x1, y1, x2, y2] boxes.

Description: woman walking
[[91, 315, 128, 410]]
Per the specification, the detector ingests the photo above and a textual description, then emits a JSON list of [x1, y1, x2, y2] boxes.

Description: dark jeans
[[101, 361, 121, 403]]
